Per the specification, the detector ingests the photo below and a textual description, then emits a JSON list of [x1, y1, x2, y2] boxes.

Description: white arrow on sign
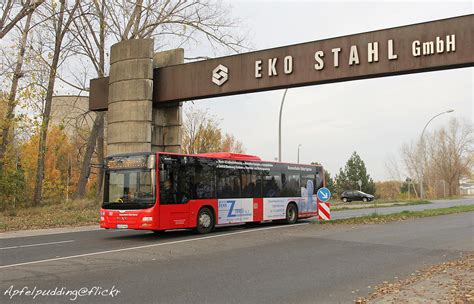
[[321, 191, 328, 199]]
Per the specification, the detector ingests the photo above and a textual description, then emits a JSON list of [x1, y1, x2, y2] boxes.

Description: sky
[[183, 0, 473, 181]]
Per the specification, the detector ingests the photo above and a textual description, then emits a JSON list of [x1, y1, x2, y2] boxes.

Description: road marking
[[0, 240, 75, 250], [0, 223, 308, 269], [0, 226, 101, 240]]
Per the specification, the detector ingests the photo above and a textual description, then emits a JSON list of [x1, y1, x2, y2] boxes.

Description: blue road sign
[[317, 187, 331, 202]]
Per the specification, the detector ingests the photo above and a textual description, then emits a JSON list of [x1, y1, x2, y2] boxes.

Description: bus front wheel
[[285, 203, 298, 225], [196, 207, 215, 234]]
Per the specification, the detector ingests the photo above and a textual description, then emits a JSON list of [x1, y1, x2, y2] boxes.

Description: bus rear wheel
[[285, 203, 298, 224], [195, 207, 215, 234]]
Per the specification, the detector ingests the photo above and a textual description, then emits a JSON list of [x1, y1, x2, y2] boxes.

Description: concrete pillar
[[152, 49, 184, 153], [107, 39, 154, 156]]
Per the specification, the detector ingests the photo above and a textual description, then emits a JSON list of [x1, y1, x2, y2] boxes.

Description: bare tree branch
[[0, 0, 45, 40]]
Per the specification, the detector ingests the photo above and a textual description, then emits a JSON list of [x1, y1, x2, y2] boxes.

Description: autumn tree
[[0, 91, 26, 209], [428, 119, 472, 196], [0, 3, 42, 207], [334, 151, 376, 195], [182, 106, 245, 154], [221, 134, 245, 154], [424, 118, 474, 196], [402, 118, 473, 197], [31, 0, 80, 206], [0, 10, 33, 171], [21, 126, 78, 203], [0, 160, 26, 210], [183, 107, 222, 154]]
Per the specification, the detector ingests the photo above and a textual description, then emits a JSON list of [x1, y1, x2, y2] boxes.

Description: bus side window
[[193, 159, 216, 199], [315, 168, 323, 190], [281, 173, 300, 197], [241, 170, 260, 198], [160, 162, 178, 204], [217, 169, 241, 198], [263, 171, 281, 197], [178, 162, 192, 203], [161, 157, 194, 204], [301, 173, 316, 196]]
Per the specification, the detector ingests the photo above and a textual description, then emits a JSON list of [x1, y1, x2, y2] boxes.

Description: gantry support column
[[107, 39, 154, 156], [152, 49, 184, 153]]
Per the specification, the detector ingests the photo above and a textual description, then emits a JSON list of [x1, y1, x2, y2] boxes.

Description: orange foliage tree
[[183, 106, 245, 154], [221, 134, 245, 154], [21, 126, 80, 203]]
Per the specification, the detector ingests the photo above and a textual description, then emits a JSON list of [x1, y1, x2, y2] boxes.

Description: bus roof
[[157, 151, 322, 168], [192, 152, 261, 161]]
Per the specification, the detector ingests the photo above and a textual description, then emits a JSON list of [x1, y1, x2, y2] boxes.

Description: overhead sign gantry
[[90, 14, 473, 111]]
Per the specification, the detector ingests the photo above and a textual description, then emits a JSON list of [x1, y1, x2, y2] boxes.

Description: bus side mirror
[[148, 155, 155, 169]]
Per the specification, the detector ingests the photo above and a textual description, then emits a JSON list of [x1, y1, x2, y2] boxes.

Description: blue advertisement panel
[[218, 199, 254, 224]]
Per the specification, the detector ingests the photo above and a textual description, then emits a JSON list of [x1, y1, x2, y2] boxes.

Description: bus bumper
[[100, 209, 159, 230]]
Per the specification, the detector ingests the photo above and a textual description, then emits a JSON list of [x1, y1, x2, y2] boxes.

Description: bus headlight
[[100, 216, 105, 221], [142, 217, 153, 222]]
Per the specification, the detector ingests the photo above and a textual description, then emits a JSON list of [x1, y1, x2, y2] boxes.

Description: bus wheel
[[285, 203, 298, 225], [196, 207, 214, 234]]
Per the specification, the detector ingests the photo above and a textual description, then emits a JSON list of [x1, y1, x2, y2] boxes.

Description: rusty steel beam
[[89, 15, 473, 111]]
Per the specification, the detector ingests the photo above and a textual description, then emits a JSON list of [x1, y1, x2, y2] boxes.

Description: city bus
[[100, 152, 324, 234]]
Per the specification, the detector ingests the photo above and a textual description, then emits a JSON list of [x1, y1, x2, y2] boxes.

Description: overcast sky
[[184, 0, 473, 181]]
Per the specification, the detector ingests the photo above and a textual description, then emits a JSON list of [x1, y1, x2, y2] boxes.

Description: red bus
[[100, 152, 324, 234]]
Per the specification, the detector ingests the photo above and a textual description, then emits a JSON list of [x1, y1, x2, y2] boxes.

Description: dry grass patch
[[0, 200, 100, 232]]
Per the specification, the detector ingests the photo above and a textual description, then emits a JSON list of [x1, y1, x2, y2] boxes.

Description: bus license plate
[[116, 224, 128, 229]]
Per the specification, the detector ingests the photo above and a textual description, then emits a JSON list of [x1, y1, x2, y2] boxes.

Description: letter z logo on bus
[[219, 200, 238, 217], [212, 64, 228, 86]]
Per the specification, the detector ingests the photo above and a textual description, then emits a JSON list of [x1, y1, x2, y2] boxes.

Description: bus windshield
[[103, 155, 156, 209]]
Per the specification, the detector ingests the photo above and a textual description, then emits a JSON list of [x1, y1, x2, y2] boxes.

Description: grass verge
[[0, 200, 100, 232], [316, 204, 474, 225], [333, 200, 431, 211]]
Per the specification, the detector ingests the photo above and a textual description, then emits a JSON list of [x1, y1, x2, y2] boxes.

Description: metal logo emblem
[[212, 64, 228, 86]]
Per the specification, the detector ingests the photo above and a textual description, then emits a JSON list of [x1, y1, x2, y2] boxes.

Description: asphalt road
[[0, 198, 473, 303]]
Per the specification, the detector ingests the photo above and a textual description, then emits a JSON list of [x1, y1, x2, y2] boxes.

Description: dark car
[[340, 190, 374, 203]]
